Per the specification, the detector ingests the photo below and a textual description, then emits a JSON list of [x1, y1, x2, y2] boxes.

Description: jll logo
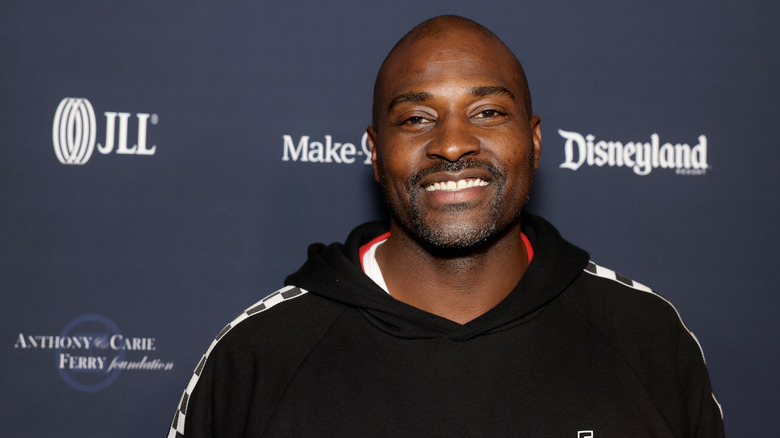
[[52, 97, 158, 165]]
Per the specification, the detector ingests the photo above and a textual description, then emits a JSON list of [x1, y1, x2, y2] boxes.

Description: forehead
[[378, 29, 523, 103]]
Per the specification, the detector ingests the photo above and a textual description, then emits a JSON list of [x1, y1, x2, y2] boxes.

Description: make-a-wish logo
[[14, 314, 174, 393], [282, 133, 372, 165], [558, 129, 709, 176], [52, 97, 159, 165]]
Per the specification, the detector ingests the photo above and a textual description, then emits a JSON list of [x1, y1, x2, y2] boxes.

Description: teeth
[[424, 178, 489, 192]]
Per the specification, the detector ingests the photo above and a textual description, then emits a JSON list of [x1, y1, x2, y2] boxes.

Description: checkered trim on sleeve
[[582, 261, 723, 418], [583, 261, 653, 292], [168, 285, 308, 438]]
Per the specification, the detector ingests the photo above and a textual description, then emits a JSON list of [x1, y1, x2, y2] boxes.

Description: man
[[170, 15, 724, 437]]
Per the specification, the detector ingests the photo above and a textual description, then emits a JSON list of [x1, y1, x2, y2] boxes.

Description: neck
[[375, 221, 529, 324]]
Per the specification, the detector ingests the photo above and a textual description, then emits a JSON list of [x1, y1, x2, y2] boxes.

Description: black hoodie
[[170, 214, 724, 438]]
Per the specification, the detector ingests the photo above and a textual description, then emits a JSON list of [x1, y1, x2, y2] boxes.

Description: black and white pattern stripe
[[583, 261, 653, 293], [168, 285, 308, 438]]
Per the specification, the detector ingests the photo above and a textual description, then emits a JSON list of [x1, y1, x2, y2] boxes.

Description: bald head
[[372, 15, 533, 129]]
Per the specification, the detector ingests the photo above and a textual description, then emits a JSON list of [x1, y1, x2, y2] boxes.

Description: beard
[[380, 155, 534, 254]]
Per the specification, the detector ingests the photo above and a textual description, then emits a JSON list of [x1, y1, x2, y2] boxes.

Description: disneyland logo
[[558, 129, 709, 176], [13, 314, 174, 392], [282, 133, 372, 165], [52, 97, 159, 165]]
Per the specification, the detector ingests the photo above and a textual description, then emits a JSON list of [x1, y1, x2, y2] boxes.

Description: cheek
[[378, 147, 415, 181], [376, 154, 411, 200], [482, 131, 524, 160]]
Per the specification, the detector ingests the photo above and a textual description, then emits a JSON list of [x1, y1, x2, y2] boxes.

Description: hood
[[285, 213, 589, 341]]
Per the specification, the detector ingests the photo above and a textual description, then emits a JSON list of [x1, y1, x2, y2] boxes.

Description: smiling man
[[170, 16, 724, 437], [366, 18, 540, 325]]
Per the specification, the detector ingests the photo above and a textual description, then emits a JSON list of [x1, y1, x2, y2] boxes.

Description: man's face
[[368, 29, 541, 251]]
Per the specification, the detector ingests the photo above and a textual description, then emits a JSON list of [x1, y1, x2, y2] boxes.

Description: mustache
[[406, 158, 504, 187]]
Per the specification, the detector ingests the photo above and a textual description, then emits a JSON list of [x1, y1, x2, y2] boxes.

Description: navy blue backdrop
[[2, 1, 778, 436]]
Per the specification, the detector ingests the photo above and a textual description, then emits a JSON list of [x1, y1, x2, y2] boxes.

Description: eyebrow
[[387, 86, 515, 112], [468, 85, 515, 100], [388, 92, 432, 111]]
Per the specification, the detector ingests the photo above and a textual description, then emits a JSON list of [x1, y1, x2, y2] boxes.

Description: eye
[[474, 109, 505, 118], [396, 115, 435, 130], [402, 116, 431, 125]]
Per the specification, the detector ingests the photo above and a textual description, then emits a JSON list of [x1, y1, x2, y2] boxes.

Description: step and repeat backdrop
[[2, 1, 778, 436]]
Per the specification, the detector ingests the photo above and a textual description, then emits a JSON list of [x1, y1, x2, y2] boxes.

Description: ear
[[530, 115, 541, 170], [367, 126, 380, 182]]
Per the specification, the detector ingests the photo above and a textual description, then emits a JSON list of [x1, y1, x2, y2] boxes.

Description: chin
[[406, 212, 525, 257]]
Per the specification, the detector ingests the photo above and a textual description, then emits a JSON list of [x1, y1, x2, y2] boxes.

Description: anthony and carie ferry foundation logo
[[14, 314, 174, 392]]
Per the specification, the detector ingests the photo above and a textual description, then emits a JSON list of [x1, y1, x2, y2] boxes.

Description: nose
[[425, 115, 480, 162]]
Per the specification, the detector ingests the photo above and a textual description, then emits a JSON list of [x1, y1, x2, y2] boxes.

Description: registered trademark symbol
[[151, 114, 159, 125]]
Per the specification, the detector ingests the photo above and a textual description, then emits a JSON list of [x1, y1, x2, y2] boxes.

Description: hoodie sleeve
[[171, 340, 257, 438], [565, 265, 725, 437], [168, 287, 346, 438], [675, 322, 724, 438], [168, 310, 287, 438]]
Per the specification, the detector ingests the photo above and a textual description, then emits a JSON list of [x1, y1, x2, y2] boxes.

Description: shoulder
[[212, 286, 344, 351], [571, 261, 691, 336], [195, 285, 346, 379], [565, 261, 724, 434], [170, 286, 346, 437], [564, 260, 709, 370], [565, 260, 709, 374]]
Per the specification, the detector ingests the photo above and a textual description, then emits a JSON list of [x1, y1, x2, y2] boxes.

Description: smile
[[424, 178, 489, 192]]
